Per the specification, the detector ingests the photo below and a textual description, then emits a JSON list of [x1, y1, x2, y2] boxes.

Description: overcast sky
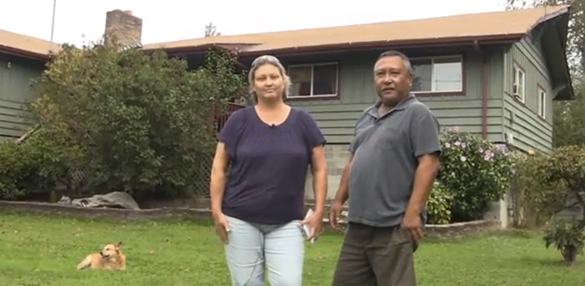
[[1, 0, 507, 46]]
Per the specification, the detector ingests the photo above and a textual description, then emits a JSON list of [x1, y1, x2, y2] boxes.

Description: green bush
[[530, 145, 585, 265], [543, 220, 585, 265], [426, 181, 453, 225], [30, 44, 245, 201], [0, 130, 68, 200], [437, 127, 516, 222], [0, 142, 26, 199]]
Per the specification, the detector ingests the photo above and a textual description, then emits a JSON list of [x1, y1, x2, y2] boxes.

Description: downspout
[[473, 40, 489, 140]]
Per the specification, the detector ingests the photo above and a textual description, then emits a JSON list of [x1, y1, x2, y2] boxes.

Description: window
[[538, 87, 546, 118], [410, 56, 463, 93], [512, 65, 526, 102], [288, 63, 338, 97]]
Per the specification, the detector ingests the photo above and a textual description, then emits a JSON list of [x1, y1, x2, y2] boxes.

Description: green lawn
[[0, 213, 583, 286]]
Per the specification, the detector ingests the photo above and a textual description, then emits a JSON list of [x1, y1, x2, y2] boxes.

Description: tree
[[30, 44, 245, 200], [205, 22, 221, 37], [522, 146, 585, 265]]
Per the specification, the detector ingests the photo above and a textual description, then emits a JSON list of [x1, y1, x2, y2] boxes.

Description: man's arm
[[406, 106, 442, 216], [333, 155, 353, 205], [406, 154, 440, 216]]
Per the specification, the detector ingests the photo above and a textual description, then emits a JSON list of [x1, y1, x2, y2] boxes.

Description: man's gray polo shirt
[[347, 95, 441, 227]]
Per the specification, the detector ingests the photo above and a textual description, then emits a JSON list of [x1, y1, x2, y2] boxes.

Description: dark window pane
[[289, 66, 312, 96], [312, 64, 338, 95], [411, 59, 432, 92]]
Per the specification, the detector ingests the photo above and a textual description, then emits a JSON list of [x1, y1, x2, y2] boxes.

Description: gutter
[[246, 34, 525, 57], [0, 46, 50, 61], [156, 34, 525, 58], [473, 40, 489, 140]]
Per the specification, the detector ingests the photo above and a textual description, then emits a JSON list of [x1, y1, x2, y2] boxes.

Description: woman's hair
[[248, 55, 290, 102]]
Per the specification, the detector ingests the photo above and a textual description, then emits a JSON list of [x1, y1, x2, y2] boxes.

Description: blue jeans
[[224, 215, 305, 286]]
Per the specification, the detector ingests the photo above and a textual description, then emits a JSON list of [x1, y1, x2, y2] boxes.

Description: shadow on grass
[[514, 255, 576, 268], [420, 228, 539, 245]]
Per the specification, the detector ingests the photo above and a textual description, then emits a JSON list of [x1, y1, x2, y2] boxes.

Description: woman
[[209, 55, 328, 286]]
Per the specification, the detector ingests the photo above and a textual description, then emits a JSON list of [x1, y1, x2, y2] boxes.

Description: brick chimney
[[104, 9, 142, 47]]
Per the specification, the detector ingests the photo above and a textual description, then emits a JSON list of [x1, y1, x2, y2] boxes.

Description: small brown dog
[[77, 242, 126, 270]]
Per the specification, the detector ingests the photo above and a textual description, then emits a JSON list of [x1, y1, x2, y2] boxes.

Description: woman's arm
[[209, 109, 244, 216], [210, 142, 230, 216], [310, 145, 328, 215], [300, 110, 328, 215]]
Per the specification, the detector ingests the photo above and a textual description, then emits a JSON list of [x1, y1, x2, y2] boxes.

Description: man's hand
[[301, 211, 324, 241], [401, 209, 423, 244], [329, 200, 344, 229]]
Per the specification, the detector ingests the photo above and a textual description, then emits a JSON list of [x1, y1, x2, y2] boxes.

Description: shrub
[[543, 219, 585, 265], [511, 153, 564, 228], [0, 142, 26, 199], [532, 145, 585, 265], [426, 181, 453, 224], [437, 127, 515, 222], [30, 44, 246, 200], [0, 130, 68, 200]]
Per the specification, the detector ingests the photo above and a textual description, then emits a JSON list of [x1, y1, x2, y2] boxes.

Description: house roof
[[142, 5, 570, 55], [0, 6, 569, 59], [0, 29, 60, 60]]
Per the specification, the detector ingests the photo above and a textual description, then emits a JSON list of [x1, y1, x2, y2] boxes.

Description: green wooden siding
[[289, 50, 505, 144], [504, 33, 554, 153], [0, 54, 43, 139]]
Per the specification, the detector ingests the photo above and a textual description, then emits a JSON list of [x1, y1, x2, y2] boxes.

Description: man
[[329, 50, 442, 286]]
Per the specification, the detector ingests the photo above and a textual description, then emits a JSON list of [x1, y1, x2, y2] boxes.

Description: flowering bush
[[437, 127, 516, 222], [426, 181, 453, 224]]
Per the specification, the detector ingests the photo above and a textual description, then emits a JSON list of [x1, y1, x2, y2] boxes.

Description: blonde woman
[[209, 55, 328, 286]]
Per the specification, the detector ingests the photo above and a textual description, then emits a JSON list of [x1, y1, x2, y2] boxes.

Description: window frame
[[538, 86, 546, 119], [287, 62, 340, 99], [409, 55, 465, 95], [512, 64, 526, 103]]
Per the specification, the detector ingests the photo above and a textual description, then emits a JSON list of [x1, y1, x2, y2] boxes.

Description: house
[[140, 6, 574, 198], [0, 29, 58, 140], [0, 7, 574, 201]]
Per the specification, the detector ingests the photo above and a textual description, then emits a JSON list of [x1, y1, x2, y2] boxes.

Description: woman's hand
[[213, 212, 230, 244], [301, 211, 323, 242]]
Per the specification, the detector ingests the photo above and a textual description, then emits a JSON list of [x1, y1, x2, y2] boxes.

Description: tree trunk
[[563, 246, 578, 266]]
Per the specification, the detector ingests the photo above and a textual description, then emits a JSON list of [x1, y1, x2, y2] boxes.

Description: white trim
[[512, 64, 526, 103], [410, 55, 464, 94], [287, 62, 339, 98], [538, 87, 546, 118]]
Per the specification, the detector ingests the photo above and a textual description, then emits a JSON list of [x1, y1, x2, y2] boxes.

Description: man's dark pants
[[331, 222, 417, 286]]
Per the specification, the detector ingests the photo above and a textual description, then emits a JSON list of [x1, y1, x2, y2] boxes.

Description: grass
[[0, 213, 584, 286]]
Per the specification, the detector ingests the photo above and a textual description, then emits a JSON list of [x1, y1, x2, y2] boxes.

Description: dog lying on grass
[[77, 241, 126, 270]]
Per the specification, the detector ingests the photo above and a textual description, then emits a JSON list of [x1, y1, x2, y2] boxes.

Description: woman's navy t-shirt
[[218, 106, 326, 225]]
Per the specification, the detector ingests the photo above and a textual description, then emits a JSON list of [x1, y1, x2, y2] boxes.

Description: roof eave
[[549, 8, 575, 101], [0, 46, 50, 61], [242, 34, 526, 57], [146, 34, 526, 57]]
